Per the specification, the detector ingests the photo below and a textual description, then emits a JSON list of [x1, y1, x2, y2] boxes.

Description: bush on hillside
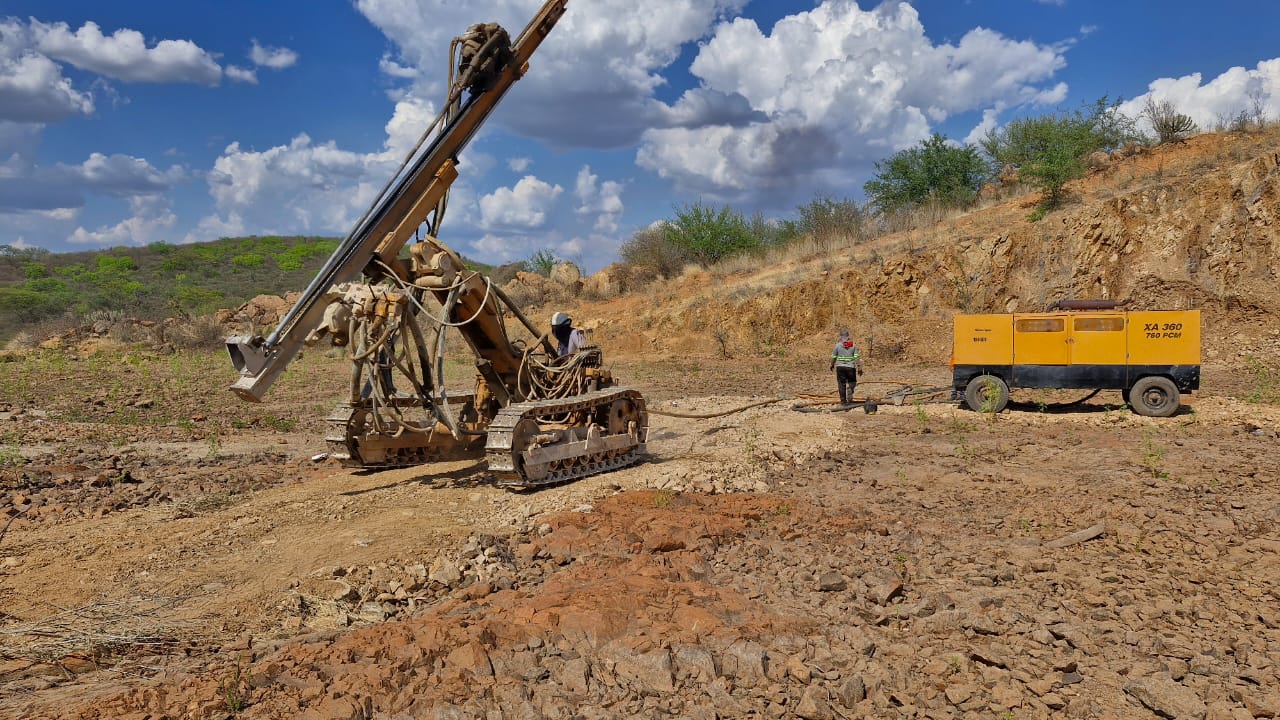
[[527, 248, 558, 276], [619, 226, 689, 279], [777, 197, 868, 251], [661, 201, 759, 268], [864, 134, 989, 214], [982, 97, 1143, 216], [1143, 97, 1198, 144]]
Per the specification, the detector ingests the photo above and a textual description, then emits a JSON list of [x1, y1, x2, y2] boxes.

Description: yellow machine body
[[951, 310, 1201, 416]]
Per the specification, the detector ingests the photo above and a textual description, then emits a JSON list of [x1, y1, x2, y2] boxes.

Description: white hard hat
[[550, 311, 570, 327]]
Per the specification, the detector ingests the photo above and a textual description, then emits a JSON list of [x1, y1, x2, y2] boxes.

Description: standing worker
[[551, 311, 588, 358], [829, 328, 863, 407]]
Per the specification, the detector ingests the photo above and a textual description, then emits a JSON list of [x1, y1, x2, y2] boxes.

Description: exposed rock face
[[216, 292, 303, 331], [615, 136, 1280, 363]]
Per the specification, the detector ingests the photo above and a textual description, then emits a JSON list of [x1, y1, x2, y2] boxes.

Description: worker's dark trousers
[[836, 366, 858, 405]]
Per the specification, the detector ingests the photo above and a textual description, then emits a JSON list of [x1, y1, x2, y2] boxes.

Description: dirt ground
[[1, 346, 1278, 720]]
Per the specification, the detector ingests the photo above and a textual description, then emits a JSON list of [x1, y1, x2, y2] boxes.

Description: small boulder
[[1123, 676, 1207, 720]]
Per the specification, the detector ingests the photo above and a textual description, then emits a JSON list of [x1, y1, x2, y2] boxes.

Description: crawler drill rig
[[225, 0, 647, 490]]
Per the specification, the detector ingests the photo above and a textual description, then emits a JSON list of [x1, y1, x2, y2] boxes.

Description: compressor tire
[[1128, 376, 1180, 417], [964, 374, 1009, 413]]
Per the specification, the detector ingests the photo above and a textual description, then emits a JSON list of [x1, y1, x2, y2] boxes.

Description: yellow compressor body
[[950, 309, 1200, 417]]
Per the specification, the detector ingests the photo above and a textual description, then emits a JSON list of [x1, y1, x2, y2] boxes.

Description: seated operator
[[550, 311, 587, 358]]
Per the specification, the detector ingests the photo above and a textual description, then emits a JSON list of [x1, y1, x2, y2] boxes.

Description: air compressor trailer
[[950, 306, 1200, 417]]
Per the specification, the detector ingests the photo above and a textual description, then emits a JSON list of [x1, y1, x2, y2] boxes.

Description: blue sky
[[2, 0, 1278, 272]]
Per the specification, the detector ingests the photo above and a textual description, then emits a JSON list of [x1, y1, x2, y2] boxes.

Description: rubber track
[[485, 387, 647, 490]]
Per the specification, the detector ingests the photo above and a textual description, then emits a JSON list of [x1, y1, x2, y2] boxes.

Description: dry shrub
[[581, 264, 658, 301], [488, 262, 527, 286], [22, 312, 83, 345], [875, 202, 961, 235], [0, 596, 191, 663], [502, 281, 547, 310], [875, 336, 909, 361], [4, 331, 36, 351], [170, 316, 226, 349]]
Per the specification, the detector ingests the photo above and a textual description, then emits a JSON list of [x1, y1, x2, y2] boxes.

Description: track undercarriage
[[485, 386, 647, 490], [324, 385, 647, 490]]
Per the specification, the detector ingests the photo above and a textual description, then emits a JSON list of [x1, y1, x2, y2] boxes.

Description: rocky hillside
[[568, 130, 1280, 370]]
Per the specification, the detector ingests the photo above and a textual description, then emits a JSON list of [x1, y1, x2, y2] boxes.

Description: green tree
[[864, 134, 989, 214], [527, 248, 558, 276], [23, 262, 51, 280], [255, 235, 287, 256], [169, 285, 225, 317], [662, 201, 757, 268], [0, 288, 67, 324], [982, 98, 1142, 217], [231, 253, 265, 271], [85, 255, 145, 310], [275, 240, 337, 272], [23, 277, 71, 294]]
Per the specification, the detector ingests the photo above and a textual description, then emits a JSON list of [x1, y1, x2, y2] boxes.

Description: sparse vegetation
[[979, 376, 1002, 420], [262, 415, 298, 433], [527, 248, 558, 276], [206, 431, 222, 459], [1140, 429, 1168, 479], [1244, 356, 1279, 404], [779, 197, 868, 252], [982, 97, 1143, 218], [913, 401, 930, 433], [1143, 97, 1198, 144], [893, 551, 909, 580], [221, 655, 252, 714], [0, 443, 27, 468]]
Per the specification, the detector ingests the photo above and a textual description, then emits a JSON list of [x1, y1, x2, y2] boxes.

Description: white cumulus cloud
[[478, 175, 563, 230], [574, 165, 624, 232], [354, 0, 750, 148], [1118, 59, 1280, 134], [61, 152, 185, 195], [0, 20, 94, 123], [379, 53, 418, 79], [31, 19, 221, 85], [383, 95, 438, 159], [0, 151, 183, 214], [199, 133, 396, 237], [249, 40, 299, 70], [637, 0, 1068, 202], [68, 193, 176, 246], [225, 65, 258, 84]]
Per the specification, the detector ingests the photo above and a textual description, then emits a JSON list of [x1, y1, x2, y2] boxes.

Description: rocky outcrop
[[215, 292, 303, 331], [607, 134, 1280, 362]]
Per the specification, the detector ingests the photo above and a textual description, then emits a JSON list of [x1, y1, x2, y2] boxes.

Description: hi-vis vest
[[832, 343, 861, 369]]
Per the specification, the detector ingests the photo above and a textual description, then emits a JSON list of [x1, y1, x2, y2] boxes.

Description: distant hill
[[0, 236, 347, 342], [0, 235, 514, 343]]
